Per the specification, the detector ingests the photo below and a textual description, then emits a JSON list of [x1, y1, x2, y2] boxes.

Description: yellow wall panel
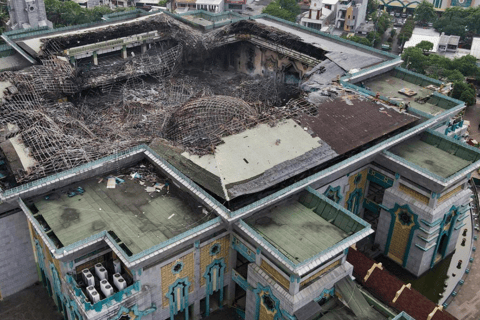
[[399, 184, 429, 205], [200, 236, 230, 287], [260, 260, 289, 290], [160, 252, 195, 307], [439, 185, 462, 204]]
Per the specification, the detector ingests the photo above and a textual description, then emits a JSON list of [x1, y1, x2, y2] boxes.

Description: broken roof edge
[[236, 187, 372, 275], [252, 14, 398, 60], [383, 128, 480, 186], [229, 102, 466, 222], [19, 196, 224, 267]]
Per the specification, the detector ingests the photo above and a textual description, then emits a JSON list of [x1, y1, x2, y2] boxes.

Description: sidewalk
[[436, 104, 480, 319]]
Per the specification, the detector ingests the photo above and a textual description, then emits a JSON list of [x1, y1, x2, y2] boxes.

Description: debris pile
[[0, 15, 373, 188]]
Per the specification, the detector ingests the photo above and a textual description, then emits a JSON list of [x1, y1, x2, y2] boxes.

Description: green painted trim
[[419, 226, 440, 235], [324, 185, 343, 204], [430, 206, 460, 268], [420, 218, 442, 227], [417, 234, 439, 243], [455, 222, 466, 230], [415, 243, 436, 251]]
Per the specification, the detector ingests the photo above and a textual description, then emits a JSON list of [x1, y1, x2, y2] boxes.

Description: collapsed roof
[[0, 12, 414, 202]]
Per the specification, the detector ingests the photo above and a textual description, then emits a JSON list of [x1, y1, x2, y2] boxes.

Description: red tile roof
[[347, 248, 457, 320]]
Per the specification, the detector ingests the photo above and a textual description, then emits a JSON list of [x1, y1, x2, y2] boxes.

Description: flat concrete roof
[[364, 73, 445, 116], [245, 199, 348, 263], [35, 173, 213, 255], [389, 137, 472, 178]]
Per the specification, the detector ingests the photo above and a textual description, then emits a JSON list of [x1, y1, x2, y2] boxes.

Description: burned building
[[0, 9, 473, 320]]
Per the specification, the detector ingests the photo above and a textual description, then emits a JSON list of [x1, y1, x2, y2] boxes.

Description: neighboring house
[[438, 33, 460, 52], [224, 0, 246, 12], [6, 0, 52, 30], [335, 0, 367, 32], [355, 21, 374, 35], [379, 0, 480, 11], [300, 0, 338, 31], [195, 0, 224, 12]]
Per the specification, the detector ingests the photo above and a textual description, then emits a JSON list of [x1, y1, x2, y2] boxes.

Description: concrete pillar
[[255, 248, 261, 266], [289, 275, 300, 295], [194, 241, 201, 320], [121, 45, 127, 59], [393, 173, 401, 189], [141, 41, 147, 54], [429, 191, 438, 208], [93, 51, 98, 66]]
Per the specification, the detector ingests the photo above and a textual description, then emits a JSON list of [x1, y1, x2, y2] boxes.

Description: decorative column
[[194, 241, 201, 320]]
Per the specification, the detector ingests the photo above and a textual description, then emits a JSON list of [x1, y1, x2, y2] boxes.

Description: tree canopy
[[452, 81, 476, 106], [45, 0, 132, 27], [414, 0, 436, 26], [0, 6, 8, 35], [344, 35, 372, 46], [415, 40, 433, 53], [402, 47, 478, 105], [433, 7, 480, 39], [367, 0, 379, 15], [262, 0, 301, 22]]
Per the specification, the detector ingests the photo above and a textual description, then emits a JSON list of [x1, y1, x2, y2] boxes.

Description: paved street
[[0, 282, 63, 320], [444, 102, 480, 320]]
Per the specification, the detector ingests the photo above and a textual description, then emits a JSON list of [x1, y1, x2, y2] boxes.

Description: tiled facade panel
[[399, 184, 429, 205], [160, 252, 195, 307], [260, 260, 289, 290], [200, 235, 230, 287]]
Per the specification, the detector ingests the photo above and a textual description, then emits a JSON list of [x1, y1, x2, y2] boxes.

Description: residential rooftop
[[31, 163, 215, 255]]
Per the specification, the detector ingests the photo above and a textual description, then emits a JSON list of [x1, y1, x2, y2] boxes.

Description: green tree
[[344, 35, 372, 46], [367, 0, 379, 15], [401, 47, 427, 72], [262, 0, 300, 22], [390, 28, 396, 38], [414, 0, 437, 26], [45, 0, 132, 27], [433, 7, 470, 38], [366, 31, 381, 47], [0, 6, 8, 35], [451, 81, 475, 105], [415, 40, 433, 53]]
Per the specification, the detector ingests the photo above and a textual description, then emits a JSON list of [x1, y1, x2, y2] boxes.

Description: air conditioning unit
[[100, 279, 109, 290], [82, 269, 95, 287], [113, 273, 127, 290], [86, 286, 100, 304], [100, 279, 114, 297], [95, 264, 108, 280], [113, 260, 122, 274], [101, 283, 114, 298]]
